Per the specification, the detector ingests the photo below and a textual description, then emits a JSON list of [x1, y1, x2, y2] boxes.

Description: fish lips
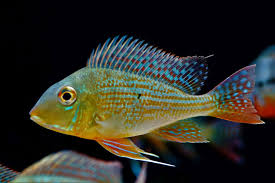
[[30, 112, 69, 133], [30, 115, 44, 124], [30, 115, 68, 133]]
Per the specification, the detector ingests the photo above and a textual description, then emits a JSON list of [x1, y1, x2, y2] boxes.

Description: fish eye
[[58, 86, 77, 106], [62, 92, 72, 100]]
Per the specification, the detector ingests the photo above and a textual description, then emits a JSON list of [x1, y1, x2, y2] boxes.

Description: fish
[[29, 36, 264, 166], [0, 151, 147, 183], [252, 45, 275, 119]]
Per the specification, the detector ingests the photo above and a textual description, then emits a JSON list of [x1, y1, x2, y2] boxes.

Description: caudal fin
[[208, 65, 264, 124]]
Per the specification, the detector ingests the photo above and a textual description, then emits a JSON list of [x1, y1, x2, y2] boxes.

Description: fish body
[[252, 45, 275, 119], [81, 67, 214, 139], [30, 36, 263, 166], [31, 67, 214, 139]]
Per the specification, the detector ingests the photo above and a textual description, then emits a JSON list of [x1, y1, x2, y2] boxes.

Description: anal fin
[[96, 138, 175, 167], [152, 118, 209, 143]]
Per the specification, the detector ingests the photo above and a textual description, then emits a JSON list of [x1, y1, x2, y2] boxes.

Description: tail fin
[[208, 65, 264, 124]]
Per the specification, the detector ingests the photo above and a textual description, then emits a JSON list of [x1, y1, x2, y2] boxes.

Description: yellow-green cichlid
[[29, 36, 263, 166]]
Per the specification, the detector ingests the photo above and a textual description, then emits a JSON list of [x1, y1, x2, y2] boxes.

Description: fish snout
[[29, 105, 43, 123], [29, 104, 38, 116]]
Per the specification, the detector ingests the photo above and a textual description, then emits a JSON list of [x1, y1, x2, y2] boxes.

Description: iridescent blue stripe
[[102, 142, 139, 155], [67, 103, 80, 130]]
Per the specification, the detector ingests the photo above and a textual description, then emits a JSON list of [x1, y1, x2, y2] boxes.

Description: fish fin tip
[[97, 138, 161, 161], [96, 138, 174, 167], [133, 158, 175, 167], [258, 120, 265, 124], [140, 151, 159, 158], [205, 54, 214, 58], [144, 159, 175, 167]]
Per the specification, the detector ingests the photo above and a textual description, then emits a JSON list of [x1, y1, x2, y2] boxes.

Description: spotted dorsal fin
[[18, 151, 123, 183], [87, 36, 209, 94]]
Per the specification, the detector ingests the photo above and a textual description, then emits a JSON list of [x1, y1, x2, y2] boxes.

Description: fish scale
[[93, 68, 215, 135]]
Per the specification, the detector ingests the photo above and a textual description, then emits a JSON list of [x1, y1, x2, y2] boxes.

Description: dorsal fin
[[87, 36, 209, 94], [18, 151, 122, 183]]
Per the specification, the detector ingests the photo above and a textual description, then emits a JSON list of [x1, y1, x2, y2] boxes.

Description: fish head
[[29, 68, 94, 134]]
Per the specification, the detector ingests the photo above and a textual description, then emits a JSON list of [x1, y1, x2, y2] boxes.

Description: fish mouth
[[30, 115, 52, 128], [30, 115, 68, 132], [30, 115, 44, 124], [29, 108, 50, 127]]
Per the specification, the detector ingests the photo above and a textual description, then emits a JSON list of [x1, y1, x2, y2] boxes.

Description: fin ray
[[208, 65, 264, 124], [0, 164, 19, 182], [97, 138, 174, 167], [152, 118, 209, 143], [88, 36, 209, 94]]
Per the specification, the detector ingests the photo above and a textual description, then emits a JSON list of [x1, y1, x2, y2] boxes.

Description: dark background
[[4, 1, 275, 182]]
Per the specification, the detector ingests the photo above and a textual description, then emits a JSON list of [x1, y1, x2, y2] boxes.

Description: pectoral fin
[[96, 138, 175, 167], [152, 118, 209, 143]]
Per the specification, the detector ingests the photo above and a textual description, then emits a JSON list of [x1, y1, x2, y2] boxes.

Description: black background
[[4, 1, 275, 182]]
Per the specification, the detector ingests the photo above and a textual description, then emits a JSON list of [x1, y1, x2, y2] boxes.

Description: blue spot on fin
[[88, 36, 210, 94], [208, 65, 263, 124], [152, 118, 208, 143]]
